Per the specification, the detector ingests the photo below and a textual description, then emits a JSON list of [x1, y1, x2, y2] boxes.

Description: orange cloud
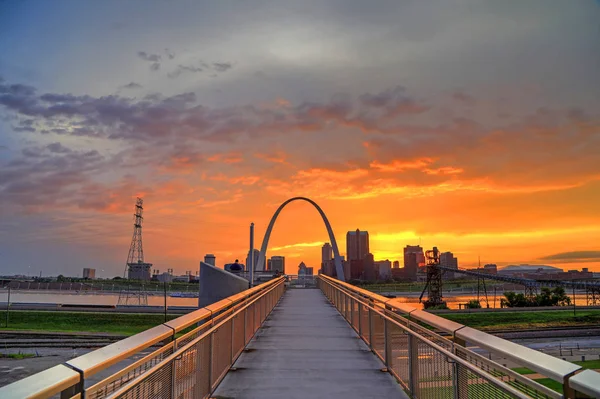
[[370, 158, 434, 172], [207, 152, 243, 164]]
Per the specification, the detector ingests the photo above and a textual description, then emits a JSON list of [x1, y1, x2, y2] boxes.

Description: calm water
[[0, 289, 590, 310], [0, 290, 198, 307]]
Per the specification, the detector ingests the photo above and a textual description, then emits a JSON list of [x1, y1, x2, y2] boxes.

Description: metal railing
[[0, 277, 285, 399], [318, 274, 600, 399]]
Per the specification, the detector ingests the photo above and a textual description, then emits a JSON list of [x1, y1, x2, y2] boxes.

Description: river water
[[0, 289, 591, 310]]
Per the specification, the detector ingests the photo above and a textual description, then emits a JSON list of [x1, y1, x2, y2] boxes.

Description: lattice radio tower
[[124, 197, 145, 277], [118, 197, 149, 306]]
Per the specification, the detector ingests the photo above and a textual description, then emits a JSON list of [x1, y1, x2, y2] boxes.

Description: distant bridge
[[438, 265, 600, 290]]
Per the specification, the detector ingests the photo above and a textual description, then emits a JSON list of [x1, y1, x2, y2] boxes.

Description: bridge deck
[[214, 288, 408, 399]]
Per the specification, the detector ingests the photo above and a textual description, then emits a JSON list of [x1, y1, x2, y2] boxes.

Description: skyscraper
[[440, 251, 459, 279], [322, 243, 332, 262], [346, 229, 369, 261], [404, 245, 425, 281], [270, 256, 285, 274]]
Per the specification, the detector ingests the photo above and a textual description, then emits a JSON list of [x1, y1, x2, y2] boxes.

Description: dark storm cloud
[[150, 62, 160, 71]]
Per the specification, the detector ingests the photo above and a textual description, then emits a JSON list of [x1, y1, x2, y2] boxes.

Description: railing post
[[453, 362, 460, 399], [350, 298, 355, 328], [408, 334, 420, 397], [358, 302, 363, 337], [563, 375, 576, 399], [230, 315, 235, 364], [453, 337, 469, 399], [171, 357, 177, 399], [368, 306, 373, 348], [208, 332, 214, 392], [384, 318, 391, 369], [243, 307, 247, 345], [60, 381, 82, 399]]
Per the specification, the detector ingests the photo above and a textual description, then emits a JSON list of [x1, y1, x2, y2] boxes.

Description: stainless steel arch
[[256, 197, 345, 281]]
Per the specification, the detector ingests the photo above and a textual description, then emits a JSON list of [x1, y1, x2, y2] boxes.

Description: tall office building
[[346, 229, 369, 261], [375, 260, 392, 280], [404, 245, 425, 281], [322, 243, 333, 262], [321, 243, 333, 276], [246, 249, 260, 272], [440, 251, 459, 279], [269, 256, 285, 274], [393, 260, 400, 269]]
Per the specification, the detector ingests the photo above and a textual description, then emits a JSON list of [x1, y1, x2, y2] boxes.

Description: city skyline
[[1, 1, 600, 277]]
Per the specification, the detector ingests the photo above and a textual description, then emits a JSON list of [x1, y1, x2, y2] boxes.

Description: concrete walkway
[[213, 288, 408, 399]]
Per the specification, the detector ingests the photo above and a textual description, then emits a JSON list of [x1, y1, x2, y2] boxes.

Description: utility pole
[[164, 281, 167, 323], [572, 284, 576, 317], [5, 286, 10, 328], [249, 223, 255, 288]]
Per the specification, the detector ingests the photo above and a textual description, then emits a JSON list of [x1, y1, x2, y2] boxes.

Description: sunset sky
[[1, 1, 599, 278]]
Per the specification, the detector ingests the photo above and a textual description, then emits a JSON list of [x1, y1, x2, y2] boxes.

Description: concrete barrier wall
[[198, 261, 250, 307]]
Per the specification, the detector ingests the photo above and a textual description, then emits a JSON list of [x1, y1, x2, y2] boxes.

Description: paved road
[[214, 289, 408, 399]]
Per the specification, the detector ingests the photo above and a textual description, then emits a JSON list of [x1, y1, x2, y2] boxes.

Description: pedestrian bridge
[[1, 275, 598, 399]]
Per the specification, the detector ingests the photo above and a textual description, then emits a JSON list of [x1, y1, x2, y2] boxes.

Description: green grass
[[439, 309, 600, 330], [532, 378, 564, 394], [0, 353, 36, 359], [573, 359, 600, 370], [420, 384, 513, 398], [511, 367, 536, 375], [1, 311, 179, 336]]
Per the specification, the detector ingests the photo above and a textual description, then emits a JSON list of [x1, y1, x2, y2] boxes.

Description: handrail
[[0, 276, 284, 399], [319, 277, 536, 398], [67, 324, 174, 378], [568, 370, 600, 398], [319, 274, 600, 397], [67, 276, 282, 378], [0, 365, 80, 399], [106, 278, 285, 399], [321, 276, 561, 398]]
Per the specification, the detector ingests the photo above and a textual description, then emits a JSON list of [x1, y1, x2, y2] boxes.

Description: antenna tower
[[124, 197, 144, 277]]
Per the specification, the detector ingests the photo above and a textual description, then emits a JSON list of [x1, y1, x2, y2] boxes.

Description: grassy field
[[512, 359, 600, 394], [0, 353, 35, 359], [0, 311, 179, 335], [439, 309, 600, 330], [513, 359, 600, 375]]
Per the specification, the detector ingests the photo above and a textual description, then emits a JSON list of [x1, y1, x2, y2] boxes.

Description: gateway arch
[[256, 197, 346, 282]]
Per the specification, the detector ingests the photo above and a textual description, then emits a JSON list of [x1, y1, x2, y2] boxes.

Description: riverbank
[[3, 308, 600, 336], [0, 311, 179, 336], [438, 309, 600, 331]]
